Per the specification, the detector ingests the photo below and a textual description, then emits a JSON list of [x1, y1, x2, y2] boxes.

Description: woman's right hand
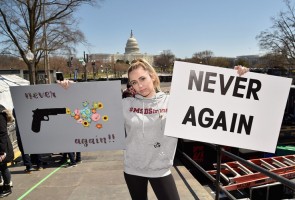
[[56, 79, 74, 89]]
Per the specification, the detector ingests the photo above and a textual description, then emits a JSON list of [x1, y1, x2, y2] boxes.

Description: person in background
[[59, 152, 77, 168], [59, 60, 249, 199], [75, 152, 82, 164], [30, 154, 44, 171], [13, 109, 43, 173], [0, 105, 14, 197]]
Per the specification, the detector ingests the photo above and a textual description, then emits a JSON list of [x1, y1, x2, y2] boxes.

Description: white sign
[[10, 81, 125, 154], [164, 61, 292, 153]]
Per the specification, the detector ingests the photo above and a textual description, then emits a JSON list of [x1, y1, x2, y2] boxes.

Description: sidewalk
[[6, 150, 213, 200]]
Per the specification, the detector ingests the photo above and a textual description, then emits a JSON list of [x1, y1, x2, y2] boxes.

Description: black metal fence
[[177, 144, 295, 200]]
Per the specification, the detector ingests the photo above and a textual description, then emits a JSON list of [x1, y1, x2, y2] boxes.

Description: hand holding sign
[[234, 65, 250, 76], [57, 79, 74, 89]]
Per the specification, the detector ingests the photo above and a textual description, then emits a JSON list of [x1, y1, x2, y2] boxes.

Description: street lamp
[[83, 51, 88, 81], [82, 61, 87, 81], [26, 49, 34, 61], [106, 65, 109, 81], [26, 49, 35, 85], [67, 56, 73, 79], [100, 64, 109, 80], [91, 60, 96, 80]]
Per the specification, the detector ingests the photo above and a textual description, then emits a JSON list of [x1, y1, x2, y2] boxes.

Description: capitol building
[[90, 30, 154, 65]]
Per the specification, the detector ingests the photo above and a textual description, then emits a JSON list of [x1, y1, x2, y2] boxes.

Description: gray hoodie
[[122, 92, 178, 177]]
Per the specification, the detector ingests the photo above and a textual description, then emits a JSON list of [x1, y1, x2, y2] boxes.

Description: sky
[[75, 0, 287, 59]]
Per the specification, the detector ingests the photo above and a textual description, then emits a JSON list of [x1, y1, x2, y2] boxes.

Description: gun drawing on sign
[[31, 108, 67, 133], [31, 101, 109, 133]]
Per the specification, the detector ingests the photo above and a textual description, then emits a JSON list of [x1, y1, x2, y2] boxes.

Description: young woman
[[123, 61, 249, 199], [59, 59, 248, 199], [122, 59, 180, 199]]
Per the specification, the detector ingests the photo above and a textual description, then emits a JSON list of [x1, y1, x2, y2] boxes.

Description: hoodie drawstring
[[142, 101, 145, 137], [155, 97, 163, 131]]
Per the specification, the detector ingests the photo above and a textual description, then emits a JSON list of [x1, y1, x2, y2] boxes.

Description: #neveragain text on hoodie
[[122, 92, 178, 178]]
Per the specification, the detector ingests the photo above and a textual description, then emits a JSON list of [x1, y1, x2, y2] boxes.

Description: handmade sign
[[10, 81, 125, 154]]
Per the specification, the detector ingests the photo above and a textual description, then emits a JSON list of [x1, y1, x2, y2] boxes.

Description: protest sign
[[10, 81, 125, 154], [164, 61, 292, 153]]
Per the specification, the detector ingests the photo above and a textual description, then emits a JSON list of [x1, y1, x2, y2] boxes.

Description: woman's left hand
[[234, 65, 249, 76]]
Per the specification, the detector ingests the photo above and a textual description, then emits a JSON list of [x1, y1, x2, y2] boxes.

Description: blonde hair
[[128, 58, 161, 92]]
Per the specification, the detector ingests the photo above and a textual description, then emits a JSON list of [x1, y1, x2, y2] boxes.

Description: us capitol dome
[[90, 30, 154, 67], [124, 30, 140, 54]]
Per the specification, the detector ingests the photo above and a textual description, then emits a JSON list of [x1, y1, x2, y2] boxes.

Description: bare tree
[[154, 50, 175, 72], [0, 0, 99, 84], [0, 55, 27, 69], [259, 53, 287, 68], [192, 50, 214, 65], [256, 0, 295, 66], [210, 57, 231, 68]]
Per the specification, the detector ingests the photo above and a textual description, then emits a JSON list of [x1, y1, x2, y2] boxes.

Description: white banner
[[10, 81, 125, 154], [164, 61, 292, 153]]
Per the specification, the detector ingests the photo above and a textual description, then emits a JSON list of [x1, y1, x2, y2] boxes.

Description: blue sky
[[75, 0, 287, 59]]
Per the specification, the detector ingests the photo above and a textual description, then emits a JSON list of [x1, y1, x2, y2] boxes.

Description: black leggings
[[124, 172, 180, 200], [0, 163, 11, 184]]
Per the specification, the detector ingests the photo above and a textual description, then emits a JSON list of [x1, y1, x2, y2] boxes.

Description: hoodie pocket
[[148, 146, 173, 170], [124, 141, 147, 169], [149, 137, 178, 170]]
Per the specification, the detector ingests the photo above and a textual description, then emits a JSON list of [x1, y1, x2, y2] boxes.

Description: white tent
[[0, 75, 29, 110]]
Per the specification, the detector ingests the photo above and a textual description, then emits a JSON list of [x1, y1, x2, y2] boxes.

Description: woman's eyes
[[130, 77, 146, 86], [139, 77, 146, 81]]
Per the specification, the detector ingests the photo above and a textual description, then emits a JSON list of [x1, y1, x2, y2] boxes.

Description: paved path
[[7, 150, 213, 200]]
